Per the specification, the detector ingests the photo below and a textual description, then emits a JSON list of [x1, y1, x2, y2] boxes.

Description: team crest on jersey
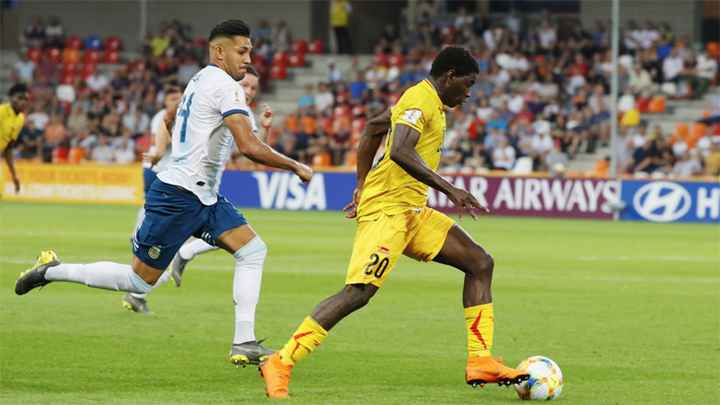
[[148, 245, 162, 260], [402, 109, 422, 125]]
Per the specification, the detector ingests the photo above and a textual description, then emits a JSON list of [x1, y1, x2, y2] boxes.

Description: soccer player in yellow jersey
[[260, 47, 529, 398], [0, 84, 29, 194]]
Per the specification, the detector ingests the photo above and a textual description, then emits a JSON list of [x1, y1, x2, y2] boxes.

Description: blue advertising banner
[[620, 179, 720, 224], [220, 170, 356, 211]]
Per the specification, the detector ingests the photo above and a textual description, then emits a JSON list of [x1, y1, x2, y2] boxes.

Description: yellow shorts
[[345, 207, 455, 287]]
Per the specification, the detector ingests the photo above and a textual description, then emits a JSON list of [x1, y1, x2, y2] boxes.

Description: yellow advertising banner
[[2, 163, 144, 205]]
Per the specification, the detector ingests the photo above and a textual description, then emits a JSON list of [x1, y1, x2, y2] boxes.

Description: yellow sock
[[465, 303, 494, 357], [278, 317, 328, 366]]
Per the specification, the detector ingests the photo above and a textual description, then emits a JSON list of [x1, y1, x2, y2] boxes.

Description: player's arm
[[224, 114, 312, 182], [390, 124, 488, 218], [3, 140, 20, 193], [343, 108, 391, 218]]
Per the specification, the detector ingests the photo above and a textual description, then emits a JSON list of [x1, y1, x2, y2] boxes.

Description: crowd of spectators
[[7, 9, 720, 177], [9, 17, 290, 165], [272, 2, 719, 177]]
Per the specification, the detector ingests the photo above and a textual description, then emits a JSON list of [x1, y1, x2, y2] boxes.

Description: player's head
[[429, 46, 478, 108], [8, 83, 30, 113], [208, 19, 252, 81], [239, 65, 259, 104], [163, 83, 182, 110]]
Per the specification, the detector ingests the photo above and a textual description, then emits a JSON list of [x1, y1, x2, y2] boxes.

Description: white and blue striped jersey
[[158, 65, 253, 205]]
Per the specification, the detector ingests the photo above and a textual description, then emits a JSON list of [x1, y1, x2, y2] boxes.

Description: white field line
[[578, 255, 719, 263]]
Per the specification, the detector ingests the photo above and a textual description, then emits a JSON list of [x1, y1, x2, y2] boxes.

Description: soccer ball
[[514, 356, 563, 400]]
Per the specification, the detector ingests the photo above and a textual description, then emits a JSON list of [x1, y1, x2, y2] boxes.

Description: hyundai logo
[[633, 181, 691, 222]]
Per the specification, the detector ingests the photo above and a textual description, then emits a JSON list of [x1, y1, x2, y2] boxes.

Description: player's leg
[[15, 181, 200, 302], [207, 198, 272, 366], [421, 211, 528, 386], [169, 237, 218, 287], [261, 214, 406, 398]]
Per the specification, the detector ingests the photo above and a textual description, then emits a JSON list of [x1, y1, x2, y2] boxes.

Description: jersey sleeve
[[217, 81, 250, 119], [393, 88, 433, 134], [150, 110, 165, 135]]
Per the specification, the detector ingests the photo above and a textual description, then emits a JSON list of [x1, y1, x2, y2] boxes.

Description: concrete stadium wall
[[3, 0, 314, 51], [580, 0, 699, 40]]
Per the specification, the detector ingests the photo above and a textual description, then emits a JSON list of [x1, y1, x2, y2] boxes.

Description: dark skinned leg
[[310, 284, 379, 330], [433, 225, 494, 307]]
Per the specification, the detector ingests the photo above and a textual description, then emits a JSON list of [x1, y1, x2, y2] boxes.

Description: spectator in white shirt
[[537, 21, 557, 51], [662, 49, 684, 81], [695, 52, 717, 97], [14, 54, 35, 83], [315, 82, 334, 113], [491, 136, 516, 170], [91, 135, 114, 163], [86, 71, 110, 92]]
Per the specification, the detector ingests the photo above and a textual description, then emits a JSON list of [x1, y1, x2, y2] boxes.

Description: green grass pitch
[[1, 202, 718, 404]]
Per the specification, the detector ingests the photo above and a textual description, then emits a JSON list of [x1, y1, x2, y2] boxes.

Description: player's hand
[[260, 104, 273, 129], [294, 162, 313, 183], [12, 176, 20, 194], [343, 186, 362, 219], [142, 152, 162, 167], [446, 186, 489, 220]]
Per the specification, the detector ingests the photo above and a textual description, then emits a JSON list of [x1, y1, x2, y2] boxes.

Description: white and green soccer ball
[[514, 356, 563, 400]]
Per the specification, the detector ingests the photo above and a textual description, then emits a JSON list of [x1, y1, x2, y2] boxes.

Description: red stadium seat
[[308, 39, 324, 54], [62, 48, 81, 64], [288, 52, 305, 67], [270, 65, 287, 80], [104, 36, 122, 52], [83, 50, 101, 65], [65, 35, 83, 50], [389, 53, 405, 68], [103, 50, 119, 64], [52, 147, 70, 163], [374, 52, 389, 67], [273, 52, 289, 67], [27, 48, 42, 63], [81, 63, 97, 79], [60, 71, 76, 85], [62, 63, 79, 75], [292, 40, 308, 54], [46, 48, 62, 64]]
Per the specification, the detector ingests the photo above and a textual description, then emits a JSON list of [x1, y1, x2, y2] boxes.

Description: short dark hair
[[209, 19, 251, 42], [430, 46, 479, 78], [165, 83, 182, 94], [244, 65, 259, 77], [8, 83, 28, 97]]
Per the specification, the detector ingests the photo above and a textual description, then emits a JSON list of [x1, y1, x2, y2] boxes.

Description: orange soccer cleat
[[465, 356, 530, 387], [259, 353, 293, 399]]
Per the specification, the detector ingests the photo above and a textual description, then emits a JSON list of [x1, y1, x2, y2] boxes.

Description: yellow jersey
[[330, 0, 350, 27], [0, 103, 25, 152], [357, 79, 446, 220]]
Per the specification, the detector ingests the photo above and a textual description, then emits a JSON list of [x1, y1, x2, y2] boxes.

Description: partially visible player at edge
[[15, 20, 313, 366], [260, 46, 529, 398], [123, 66, 273, 322], [1, 83, 30, 195]]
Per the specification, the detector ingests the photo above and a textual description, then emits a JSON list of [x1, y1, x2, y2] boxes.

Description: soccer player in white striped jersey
[[15, 20, 313, 366]]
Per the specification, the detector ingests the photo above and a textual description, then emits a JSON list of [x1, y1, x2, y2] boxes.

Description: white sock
[[179, 238, 218, 260], [129, 269, 172, 299], [45, 262, 151, 293], [232, 237, 266, 345]]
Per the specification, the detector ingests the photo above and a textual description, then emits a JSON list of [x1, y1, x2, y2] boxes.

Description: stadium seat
[[84, 35, 103, 50], [81, 63, 97, 79], [512, 157, 533, 174], [45, 48, 62, 64], [374, 52, 389, 67], [292, 39, 308, 54], [272, 52, 289, 67], [592, 158, 609, 177], [270, 65, 287, 80], [68, 147, 87, 164], [648, 95, 666, 113], [52, 147, 70, 164], [389, 53, 405, 68], [687, 123, 707, 148], [636, 96, 650, 113], [26, 48, 42, 63], [62, 48, 81, 64], [312, 151, 332, 167], [288, 52, 305, 67], [83, 50, 101, 65], [308, 39, 324, 54], [344, 149, 357, 167], [103, 50, 119, 64], [104, 36, 122, 52], [65, 35, 83, 50], [707, 42, 719, 58]]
